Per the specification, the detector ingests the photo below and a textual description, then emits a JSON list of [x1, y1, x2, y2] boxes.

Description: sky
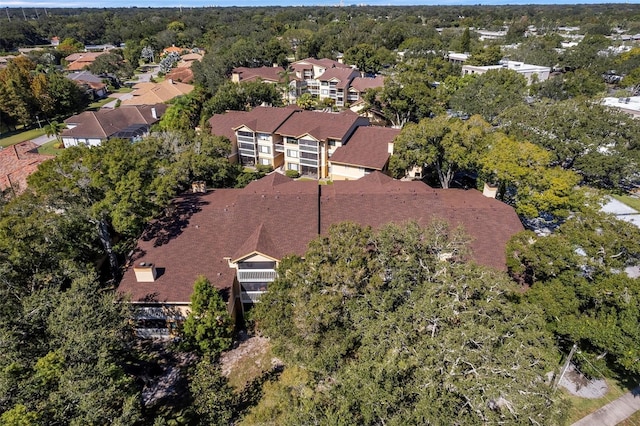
[[2, 0, 639, 8]]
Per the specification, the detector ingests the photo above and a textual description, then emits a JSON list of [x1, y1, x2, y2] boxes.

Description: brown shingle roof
[[232, 66, 285, 83], [62, 104, 166, 139], [233, 106, 300, 134], [317, 67, 359, 89], [165, 67, 194, 84], [118, 172, 523, 304], [208, 110, 250, 144], [330, 126, 399, 170], [0, 141, 53, 194], [350, 75, 385, 92], [275, 109, 366, 141]]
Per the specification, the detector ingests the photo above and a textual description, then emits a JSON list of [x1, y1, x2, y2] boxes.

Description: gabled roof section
[[118, 173, 524, 304], [317, 67, 359, 88], [275, 109, 367, 141], [121, 80, 194, 106], [232, 106, 300, 134], [209, 110, 250, 143], [244, 172, 293, 191], [231, 223, 281, 263], [350, 75, 385, 92], [62, 105, 166, 139], [330, 126, 399, 170], [232, 66, 285, 83]]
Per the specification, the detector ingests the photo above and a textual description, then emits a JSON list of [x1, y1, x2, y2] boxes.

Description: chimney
[[134, 262, 157, 282], [482, 182, 498, 199], [191, 181, 206, 193], [151, 107, 157, 119], [387, 142, 394, 155], [168, 78, 173, 84]]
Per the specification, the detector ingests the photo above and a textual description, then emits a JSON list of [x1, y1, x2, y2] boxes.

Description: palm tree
[[44, 120, 66, 142]]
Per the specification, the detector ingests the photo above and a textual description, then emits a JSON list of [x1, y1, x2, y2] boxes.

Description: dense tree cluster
[[1, 4, 640, 424], [0, 56, 86, 130], [252, 222, 568, 425]]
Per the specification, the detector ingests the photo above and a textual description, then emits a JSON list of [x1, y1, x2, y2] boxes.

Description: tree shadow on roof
[[141, 193, 209, 247]]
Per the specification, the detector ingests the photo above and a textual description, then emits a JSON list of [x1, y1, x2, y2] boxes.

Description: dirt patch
[[219, 331, 282, 390], [559, 364, 608, 399]]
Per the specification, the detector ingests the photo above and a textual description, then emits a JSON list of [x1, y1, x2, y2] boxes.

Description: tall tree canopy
[[499, 99, 640, 190], [253, 221, 567, 425], [390, 114, 492, 188], [507, 211, 640, 377]]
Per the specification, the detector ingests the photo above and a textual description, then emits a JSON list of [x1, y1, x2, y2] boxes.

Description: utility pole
[[22, 7, 27, 21], [554, 343, 578, 391], [6, 7, 11, 22]]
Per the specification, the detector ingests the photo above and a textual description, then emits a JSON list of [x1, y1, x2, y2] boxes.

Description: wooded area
[[1, 4, 640, 425]]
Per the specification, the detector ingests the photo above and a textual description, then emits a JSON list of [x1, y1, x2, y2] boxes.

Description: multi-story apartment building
[[208, 106, 369, 178]]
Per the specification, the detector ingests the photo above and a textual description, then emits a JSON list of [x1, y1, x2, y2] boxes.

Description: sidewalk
[[572, 386, 640, 426], [30, 134, 56, 146]]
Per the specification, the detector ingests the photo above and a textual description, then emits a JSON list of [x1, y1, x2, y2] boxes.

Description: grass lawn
[[38, 140, 64, 157], [88, 97, 116, 110], [564, 377, 633, 423], [618, 410, 640, 425], [223, 336, 275, 392], [0, 128, 46, 147], [611, 194, 640, 212]]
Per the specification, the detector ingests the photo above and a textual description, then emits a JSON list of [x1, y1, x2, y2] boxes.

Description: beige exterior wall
[[330, 163, 366, 180]]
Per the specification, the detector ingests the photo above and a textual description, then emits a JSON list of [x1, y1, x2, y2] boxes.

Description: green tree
[[204, 81, 282, 116], [449, 69, 527, 122], [182, 276, 233, 357], [89, 51, 134, 81], [391, 114, 492, 187], [480, 133, 583, 219], [508, 211, 640, 376], [499, 99, 640, 190], [44, 121, 67, 142], [460, 27, 471, 53], [253, 221, 567, 425], [189, 355, 235, 425], [295, 93, 316, 110]]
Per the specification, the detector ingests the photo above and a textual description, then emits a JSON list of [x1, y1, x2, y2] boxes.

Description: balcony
[[241, 291, 264, 303], [300, 157, 318, 167], [237, 269, 277, 282], [275, 144, 285, 153]]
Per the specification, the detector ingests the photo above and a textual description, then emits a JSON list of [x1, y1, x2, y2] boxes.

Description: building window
[[287, 138, 298, 145], [258, 133, 271, 140], [259, 145, 271, 154], [328, 140, 336, 147], [238, 130, 254, 138], [260, 158, 271, 166], [287, 149, 298, 158], [321, 89, 328, 95], [288, 163, 299, 171]]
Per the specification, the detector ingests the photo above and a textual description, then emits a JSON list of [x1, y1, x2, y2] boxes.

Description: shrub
[[285, 170, 300, 179]]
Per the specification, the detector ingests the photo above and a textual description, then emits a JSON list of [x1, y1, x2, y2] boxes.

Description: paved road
[[572, 386, 640, 426]]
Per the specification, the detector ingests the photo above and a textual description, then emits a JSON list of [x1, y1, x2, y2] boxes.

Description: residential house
[[164, 51, 205, 84], [66, 70, 109, 100], [120, 79, 194, 106], [64, 51, 108, 72], [61, 104, 166, 148], [0, 141, 53, 195], [329, 126, 400, 180], [118, 172, 525, 337], [209, 106, 369, 178], [462, 60, 550, 85]]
